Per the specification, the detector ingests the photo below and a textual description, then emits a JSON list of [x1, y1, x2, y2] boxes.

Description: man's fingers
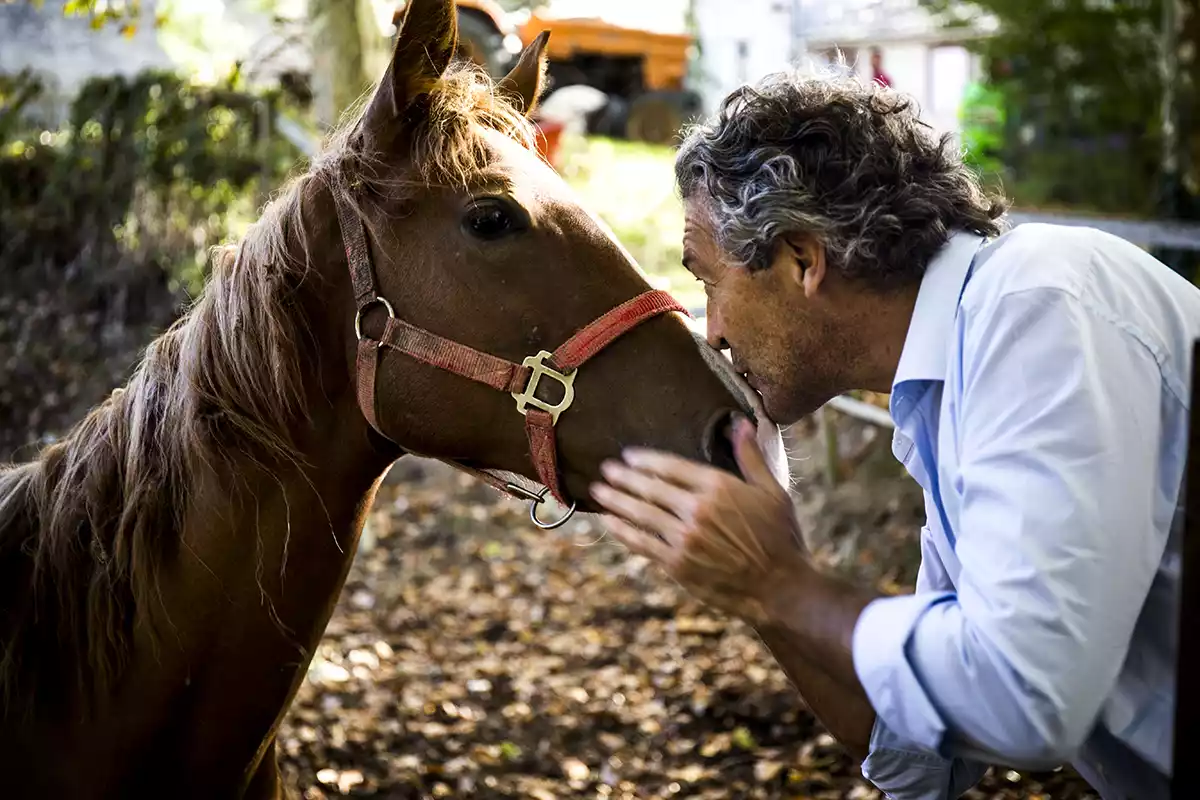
[[600, 514, 675, 564], [732, 416, 781, 491], [590, 482, 684, 544], [599, 459, 698, 520]]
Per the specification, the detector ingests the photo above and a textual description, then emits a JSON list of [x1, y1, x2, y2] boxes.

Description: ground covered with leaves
[[277, 430, 1100, 800]]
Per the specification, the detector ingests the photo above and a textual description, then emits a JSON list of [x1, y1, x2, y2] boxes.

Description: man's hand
[[590, 415, 810, 626], [592, 414, 880, 757]]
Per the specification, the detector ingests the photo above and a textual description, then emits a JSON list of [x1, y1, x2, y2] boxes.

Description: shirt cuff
[[853, 592, 957, 754], [862, 714, 990, 800], [862, 715, 957, 800]]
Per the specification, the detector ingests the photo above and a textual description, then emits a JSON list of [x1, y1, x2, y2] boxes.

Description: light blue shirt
[[851, 223, 1200, 799]]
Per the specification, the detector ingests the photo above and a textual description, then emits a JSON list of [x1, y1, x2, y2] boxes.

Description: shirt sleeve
[[857, 521, 990, 798], [853, 285, 1170, 769]]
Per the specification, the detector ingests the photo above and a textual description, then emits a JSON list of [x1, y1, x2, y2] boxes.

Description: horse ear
[[362, 0, 459, 134], [497, 31, 550, 117]]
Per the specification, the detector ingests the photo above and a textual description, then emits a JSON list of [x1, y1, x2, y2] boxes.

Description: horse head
[[306, 0, 786, 514]]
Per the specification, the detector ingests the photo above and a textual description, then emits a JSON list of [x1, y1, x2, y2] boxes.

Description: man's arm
[[756, 520, 996, 798], [751, 567, 877, 758], [594, 431, 995, 797], [592, 422, 992, 798]]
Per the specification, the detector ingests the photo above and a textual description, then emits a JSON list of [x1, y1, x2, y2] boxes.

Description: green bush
[[0, 66, 303, 457], [1, 67, 300, 297]]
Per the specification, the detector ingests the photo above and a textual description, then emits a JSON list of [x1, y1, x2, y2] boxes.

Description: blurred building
[[798, 0, 994, 136], [0, 0, 172, 124], [0, 0, 311, 126], [690, 0, 797, 116], [691, 0, 995, 137]]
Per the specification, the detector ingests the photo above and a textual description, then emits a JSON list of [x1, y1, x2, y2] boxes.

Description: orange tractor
[[393, 1, 702, 163]]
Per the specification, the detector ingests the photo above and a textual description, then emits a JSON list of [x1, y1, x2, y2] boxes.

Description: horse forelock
[[0, 59, 535, 720]]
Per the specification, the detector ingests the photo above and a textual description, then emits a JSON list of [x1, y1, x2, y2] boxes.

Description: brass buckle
[[512, 350, 576, 424]]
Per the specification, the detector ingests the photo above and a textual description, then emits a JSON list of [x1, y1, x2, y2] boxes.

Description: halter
[[331, 181, 689, 529]]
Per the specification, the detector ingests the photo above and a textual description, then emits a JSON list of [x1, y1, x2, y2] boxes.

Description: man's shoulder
[[967, 223, 1108, 298], [958, 222, 1200, 392], [962, 222, 1185, 311]]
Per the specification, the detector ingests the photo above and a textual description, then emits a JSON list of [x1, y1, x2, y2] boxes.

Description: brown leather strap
[[356, 339, 383, 435], [525, 409, 564, 503], [332, 181, 378, 308], [378, 317, 532, 394]]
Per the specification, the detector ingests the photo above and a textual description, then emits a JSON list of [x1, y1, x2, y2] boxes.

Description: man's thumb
[[731, 415, 778, 490]]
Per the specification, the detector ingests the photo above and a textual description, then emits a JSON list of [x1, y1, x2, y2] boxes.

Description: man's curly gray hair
[[675, 70, 1008, 289]]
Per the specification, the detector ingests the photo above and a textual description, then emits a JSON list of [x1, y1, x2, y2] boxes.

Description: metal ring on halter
[[504, 482, 577, 530], [354, 297, 396, 341]]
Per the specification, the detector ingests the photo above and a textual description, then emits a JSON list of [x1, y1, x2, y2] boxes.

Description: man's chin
[[757, 385, 797, 426], [759, 384, 832, 426]]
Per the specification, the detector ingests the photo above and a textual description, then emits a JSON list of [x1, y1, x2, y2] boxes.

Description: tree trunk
[[309, 0, 374, 131]]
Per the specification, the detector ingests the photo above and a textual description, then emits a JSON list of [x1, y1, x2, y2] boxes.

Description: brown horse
[[0, 0, 784, 796]]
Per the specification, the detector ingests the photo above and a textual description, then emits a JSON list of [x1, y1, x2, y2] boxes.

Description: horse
[[0, 0, 785, 796]]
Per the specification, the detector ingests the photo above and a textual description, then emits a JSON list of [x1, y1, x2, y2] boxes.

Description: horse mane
[[0, 61, 535, 719]]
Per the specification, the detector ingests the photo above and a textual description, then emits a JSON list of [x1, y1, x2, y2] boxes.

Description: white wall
[[925, 44, 975, 135], [693, 0, 795, 116], [813, 41, 970, 136], [693, 0, 983, 137], [0, 0, 173, 123]]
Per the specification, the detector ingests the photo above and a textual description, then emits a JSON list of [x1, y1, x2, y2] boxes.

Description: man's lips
[[729, 353, 762, 391], [734, 363, 759, 389]]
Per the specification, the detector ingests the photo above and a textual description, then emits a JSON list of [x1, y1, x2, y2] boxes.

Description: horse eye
[[463, 199, 523, 241]]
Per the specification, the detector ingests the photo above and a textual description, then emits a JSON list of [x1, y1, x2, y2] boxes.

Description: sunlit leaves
[[274, 458, 1101, 798], [15, 0, 162, 29]]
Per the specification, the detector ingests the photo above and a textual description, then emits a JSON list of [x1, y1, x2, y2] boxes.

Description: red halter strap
[[331, 181, 689, 512]]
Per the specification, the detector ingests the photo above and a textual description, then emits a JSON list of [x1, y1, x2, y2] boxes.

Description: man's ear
[[782, 234, 827, 299], [360, 0, 459, 141], [497, 31, 551, 117]]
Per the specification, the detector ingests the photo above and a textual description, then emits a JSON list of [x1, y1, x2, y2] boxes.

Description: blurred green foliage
[[4, 0, 159, 35], [0, 64, 305, 454], [0, 67, 302, 297], [556, 135, 705, 311], [925, 0, 1195, 218]]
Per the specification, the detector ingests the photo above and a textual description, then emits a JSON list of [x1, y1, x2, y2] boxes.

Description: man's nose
[[705, 302, 728, 351]]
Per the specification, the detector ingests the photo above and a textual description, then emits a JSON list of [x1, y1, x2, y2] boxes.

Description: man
[[591, 69, 1199, 799], [870, 47, 893, 88]]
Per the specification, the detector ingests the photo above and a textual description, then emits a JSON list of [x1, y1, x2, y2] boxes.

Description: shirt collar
[[891, 231, 986, 389]]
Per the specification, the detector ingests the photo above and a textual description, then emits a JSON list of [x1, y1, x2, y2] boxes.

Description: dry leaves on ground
[[278, 457, 1099, 800]]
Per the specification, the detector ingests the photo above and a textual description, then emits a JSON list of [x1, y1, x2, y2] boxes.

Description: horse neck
[[174, 177, 397, 626], [147, 191, 399, 783]]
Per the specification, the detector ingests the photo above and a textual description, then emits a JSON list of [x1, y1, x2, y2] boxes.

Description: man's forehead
[[682, 197, 724, 266], [683, 198, 718, 243]]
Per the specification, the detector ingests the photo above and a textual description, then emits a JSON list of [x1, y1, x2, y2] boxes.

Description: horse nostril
[[702, 410, 742, 479]]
